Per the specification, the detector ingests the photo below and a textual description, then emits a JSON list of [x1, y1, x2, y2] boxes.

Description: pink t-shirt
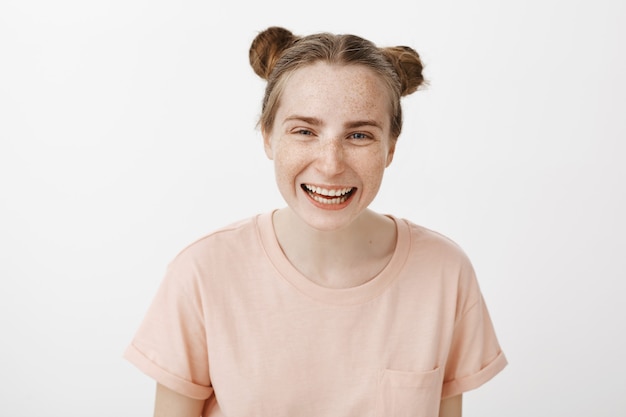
[[124, 212, 506, 416]]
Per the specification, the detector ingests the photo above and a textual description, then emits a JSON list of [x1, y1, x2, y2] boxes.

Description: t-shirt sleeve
[[440, 260, 507, 399], [123, 255, 213, 400]]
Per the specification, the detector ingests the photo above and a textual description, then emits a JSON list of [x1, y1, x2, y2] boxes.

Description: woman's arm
[[154, 383, 205, 417], [439, 394, 462, 417]]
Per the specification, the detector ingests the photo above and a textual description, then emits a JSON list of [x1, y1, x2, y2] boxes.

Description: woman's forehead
[[277, 63, 393, 121]]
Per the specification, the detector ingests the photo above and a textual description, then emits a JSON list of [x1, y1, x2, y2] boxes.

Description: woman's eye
[[295, 129, 313, 136], [349, 132, 370, 140]]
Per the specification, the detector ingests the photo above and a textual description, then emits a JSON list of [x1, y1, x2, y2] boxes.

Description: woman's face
[[263, 62, 396, 232]]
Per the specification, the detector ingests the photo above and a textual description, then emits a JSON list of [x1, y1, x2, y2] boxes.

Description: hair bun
[[249, 26, 298, 80], [382, 46, 425, 96]]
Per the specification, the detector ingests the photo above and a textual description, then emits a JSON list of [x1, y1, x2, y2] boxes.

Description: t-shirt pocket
[[376, 367, 443, 417]]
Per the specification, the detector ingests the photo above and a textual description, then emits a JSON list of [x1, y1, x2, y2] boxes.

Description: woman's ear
[[262, 128, 274, 160], [385, 140, 396, 167]]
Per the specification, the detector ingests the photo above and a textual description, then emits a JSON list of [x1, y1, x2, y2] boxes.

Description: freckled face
[[263, 62, 396, 231]]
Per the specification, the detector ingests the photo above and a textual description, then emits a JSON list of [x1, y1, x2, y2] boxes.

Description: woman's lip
[[301, 184, 356, 210]]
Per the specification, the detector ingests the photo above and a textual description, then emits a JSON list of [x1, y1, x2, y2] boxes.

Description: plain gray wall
[[1, 0, 625, 415]]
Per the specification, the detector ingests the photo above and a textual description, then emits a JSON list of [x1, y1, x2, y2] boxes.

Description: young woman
[[124, 26, 507, 417]]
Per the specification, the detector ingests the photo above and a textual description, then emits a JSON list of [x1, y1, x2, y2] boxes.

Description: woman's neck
[[272, 208, 397, 288]]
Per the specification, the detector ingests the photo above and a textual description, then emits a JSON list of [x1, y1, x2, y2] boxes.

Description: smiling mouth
[[302, 184, 356, 205]]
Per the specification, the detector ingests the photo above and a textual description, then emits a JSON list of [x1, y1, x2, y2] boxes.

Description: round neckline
[[256, 211, 410, 305]]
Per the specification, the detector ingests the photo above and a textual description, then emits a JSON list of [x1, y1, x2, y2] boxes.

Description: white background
[[1, 0, 625, 416]]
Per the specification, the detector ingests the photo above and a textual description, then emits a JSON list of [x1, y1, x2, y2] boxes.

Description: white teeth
[[303, 184, 354, 205], [311, 194, 348, 205], [304, 184, 353, 197]]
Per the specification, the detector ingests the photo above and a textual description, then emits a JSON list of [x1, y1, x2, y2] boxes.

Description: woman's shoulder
[[391, 215, 471, 263], [169, 213, 268, 264], [391, 216, 481, 298]]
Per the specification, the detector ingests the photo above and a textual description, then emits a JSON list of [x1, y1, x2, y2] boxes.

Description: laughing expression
[[263, 62, 396, 231]]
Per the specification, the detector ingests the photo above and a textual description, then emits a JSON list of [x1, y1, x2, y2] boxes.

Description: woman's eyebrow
[[283, 115, 323, 126], [283, 116, 383, 130], [344, 119, 383, 130]]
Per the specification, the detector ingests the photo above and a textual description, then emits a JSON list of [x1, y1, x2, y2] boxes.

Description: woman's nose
[[315, 139, 345, 176]]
